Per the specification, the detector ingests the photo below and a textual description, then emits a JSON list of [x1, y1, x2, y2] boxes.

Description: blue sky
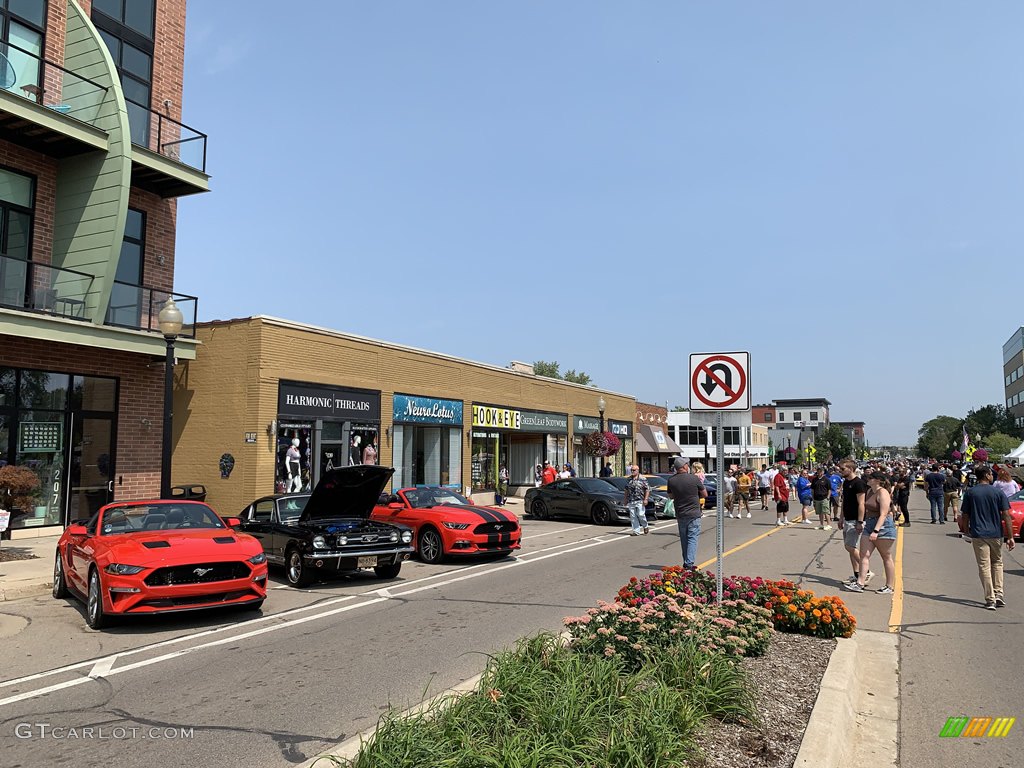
[[176, 2, 1024, 446]]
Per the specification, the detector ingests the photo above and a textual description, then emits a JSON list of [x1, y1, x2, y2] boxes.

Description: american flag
[[960, 426, 969, 456]]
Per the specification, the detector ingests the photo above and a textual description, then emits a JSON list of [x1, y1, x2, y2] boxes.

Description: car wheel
[[286, 547, 313, 588], [530, 499, 549, 520], [52, 549, 69, 599], [86, 569, 107, 630], [591, 502, 612, 526], [418, 528, 445, 564], [374, 563, 402, 579]]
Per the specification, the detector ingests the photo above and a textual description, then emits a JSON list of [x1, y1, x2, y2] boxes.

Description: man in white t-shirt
[[755, 464, 773, 510]]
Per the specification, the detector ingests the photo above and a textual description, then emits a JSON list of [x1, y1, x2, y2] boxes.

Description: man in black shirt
[[839, 459, 871, 585], [924, 465, 947, 523], [894, 467, 912, 527]]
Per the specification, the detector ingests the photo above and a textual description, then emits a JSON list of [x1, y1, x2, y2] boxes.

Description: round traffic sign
[[691, 354, 748, 409]]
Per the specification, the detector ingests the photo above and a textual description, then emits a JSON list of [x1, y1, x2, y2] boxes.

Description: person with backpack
[[811, 467, 833, 530]]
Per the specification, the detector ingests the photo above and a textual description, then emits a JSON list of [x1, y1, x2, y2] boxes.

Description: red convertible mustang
[[53, 500, 269, 629], [372, 486, 520, 564]]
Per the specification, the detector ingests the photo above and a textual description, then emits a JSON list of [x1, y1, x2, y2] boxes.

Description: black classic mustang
[[235, 465, 415, 587]]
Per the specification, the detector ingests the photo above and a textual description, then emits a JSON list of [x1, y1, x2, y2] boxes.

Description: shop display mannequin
[[362, 440, 377, 465], [285, 438, 302, 492], [350, 435, 362, 466]]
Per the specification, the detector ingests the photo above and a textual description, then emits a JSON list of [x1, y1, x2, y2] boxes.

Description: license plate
[[357, 556, 378, 568]]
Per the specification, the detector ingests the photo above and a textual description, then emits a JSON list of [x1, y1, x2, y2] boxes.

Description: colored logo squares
[[939, 717, 1015, 738]]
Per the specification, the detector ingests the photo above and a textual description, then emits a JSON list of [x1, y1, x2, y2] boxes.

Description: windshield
[[279, 495, 309, 524], [644, 476, 668, 489], [575, 478, 618, 494], [100, 503, 226, 535], [405, 487, 471, 508]]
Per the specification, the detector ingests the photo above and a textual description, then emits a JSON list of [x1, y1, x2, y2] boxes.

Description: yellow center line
[[887, 526, 905, 633], [697, 523, 785, 570]]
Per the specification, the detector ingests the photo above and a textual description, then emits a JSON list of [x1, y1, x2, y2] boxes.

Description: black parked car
[[654, 473, 717, 511], [525, 478, 630, 525], [601, 477, 668, 519], [235, 465, 415, 587]]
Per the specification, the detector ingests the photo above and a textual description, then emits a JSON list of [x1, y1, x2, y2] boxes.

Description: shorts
[[843, 520, 861, 548], [776, 501, 789, 514], [798, 495, 812, 507], [830, 496, 839, 509], [813, 499, 829, 516], [759, 487, 770, 497], [863, 515, 897, 540], [738, 491, 750, 501]]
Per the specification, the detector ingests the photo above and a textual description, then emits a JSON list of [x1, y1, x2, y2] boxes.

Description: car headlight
[[248, 552, 267, 565], [336, 535, 348, 546], [389, 531, 399, 542], [443, 522, 471, 530], [401, 530, 413, 544], [105, 563, 145, 575], [313, 535, 327, 549]]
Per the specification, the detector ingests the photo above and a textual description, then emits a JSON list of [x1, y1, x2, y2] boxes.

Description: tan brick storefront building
[[172, 317, 636, 514]]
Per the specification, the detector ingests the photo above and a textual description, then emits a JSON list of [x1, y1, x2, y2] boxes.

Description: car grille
[[138, 590, 254, 607], [473, 521, 518, 535], [477, 539, 519, 550], [144, 562, 250, 586]]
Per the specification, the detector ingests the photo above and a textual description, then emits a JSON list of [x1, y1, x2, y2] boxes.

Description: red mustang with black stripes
[[371, 486, 521, 564]]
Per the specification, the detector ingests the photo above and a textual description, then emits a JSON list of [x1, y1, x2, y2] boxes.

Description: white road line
[[0, 529, 628, 705], [523, 524, 594, 538]]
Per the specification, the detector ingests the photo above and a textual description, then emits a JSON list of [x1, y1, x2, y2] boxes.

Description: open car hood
[[300, 465, 395, 523]]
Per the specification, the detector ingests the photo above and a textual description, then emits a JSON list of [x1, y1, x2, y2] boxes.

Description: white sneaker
[[864, 571, 875, 584], [823, 524, 833, 531], [746, 512, 752, 519], [803, 519, 814, 525], [727, 513, 734, 518], [776, 520, 785, 526]]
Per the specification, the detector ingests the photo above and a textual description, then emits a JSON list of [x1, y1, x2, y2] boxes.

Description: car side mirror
[[224, 517, 241, 528], [66, 524, 88, 536], [387, 502, 404, 510]]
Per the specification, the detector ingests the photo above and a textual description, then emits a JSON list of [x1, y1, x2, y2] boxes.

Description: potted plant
[[0, 466, 41, 543]]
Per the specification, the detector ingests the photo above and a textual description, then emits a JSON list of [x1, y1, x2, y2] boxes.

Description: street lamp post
[[597, 396, 606, 476], [158, 297, 183, 499]]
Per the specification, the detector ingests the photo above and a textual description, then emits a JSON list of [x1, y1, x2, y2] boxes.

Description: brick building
[[172, 317, 637, 513], [0, 0, 208, 536]]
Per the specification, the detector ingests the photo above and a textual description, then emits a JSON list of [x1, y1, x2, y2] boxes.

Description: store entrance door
[[67, 415, 115, 524], [317, 441, 345, 486]]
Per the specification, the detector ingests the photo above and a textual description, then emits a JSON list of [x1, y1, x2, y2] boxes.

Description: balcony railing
[[0, 42, 109, 126], [0, 253, 94, 321], [125, 97, 207, 173], [105, 281, 197, 338]]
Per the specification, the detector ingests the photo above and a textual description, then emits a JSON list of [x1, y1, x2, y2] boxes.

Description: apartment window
[[0, 0, 46, 100], [106, 208, 144, 327], [0, 166, 33, 309], [92, 0, 155, 146], [763, 412, 773, 422], [777, 413, 785, 422], [1018, 365, 1023, 379], [793, 412, 802, 421], [809, 411, 818, 421], [676, 426, 707, 445], [722, 427, 740, 444]]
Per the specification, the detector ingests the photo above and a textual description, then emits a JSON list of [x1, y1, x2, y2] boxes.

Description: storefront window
[[276, 423, 311, 494], [392, 425, 461, 489], [471, 431, 499, 492]]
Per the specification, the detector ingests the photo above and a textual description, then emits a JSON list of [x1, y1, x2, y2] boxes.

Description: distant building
[[666, 411, 769, 472], [834, 421, 866, 454], [773, 398, 831, 433], [1003, 328, 1024, 429]]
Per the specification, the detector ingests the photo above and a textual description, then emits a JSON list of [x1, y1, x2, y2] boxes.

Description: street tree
[[816, 424, 853, 462], [916, 415, 962, 459], [964, 404, 1019, 440], [983, 431, 1019, 459], [532, 360, 594, 386]]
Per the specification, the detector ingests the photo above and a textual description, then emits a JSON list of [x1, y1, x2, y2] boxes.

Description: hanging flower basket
[[583, 431, 622, 457], [951, 450, 962, 460], [973, 448, 989, 462]]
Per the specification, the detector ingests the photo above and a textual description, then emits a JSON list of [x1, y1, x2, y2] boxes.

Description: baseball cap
[[673, 457, 689, 470]]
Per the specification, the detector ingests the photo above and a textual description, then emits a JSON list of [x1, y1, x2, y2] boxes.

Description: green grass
[[330, 633, 758, 768]]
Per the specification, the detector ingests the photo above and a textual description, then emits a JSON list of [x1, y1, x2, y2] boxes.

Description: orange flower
[[822, 616, 832, 623], [813, 609, 822, 618], [809, 623, 817, 630], [779, 596, 789, 604], [797, 610, 806, 618], [788, 604, 798, 613]]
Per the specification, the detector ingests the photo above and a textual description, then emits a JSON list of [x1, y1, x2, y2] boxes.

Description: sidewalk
[[0, 535, 59, 601]]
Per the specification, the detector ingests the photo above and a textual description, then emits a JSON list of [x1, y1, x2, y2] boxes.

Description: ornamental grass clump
[[342, 632, 758, 768], [564, 593, 773, 666]]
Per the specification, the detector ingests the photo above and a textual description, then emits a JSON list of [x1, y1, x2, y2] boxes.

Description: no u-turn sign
[[689, 352, 750, 411]]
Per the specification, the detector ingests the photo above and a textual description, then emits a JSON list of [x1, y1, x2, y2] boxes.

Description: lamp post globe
[[158, 297, 183, 499]]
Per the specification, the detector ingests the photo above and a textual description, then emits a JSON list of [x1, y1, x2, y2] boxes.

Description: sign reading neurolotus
[[393, 394, 463, 425], [472, 405, 521, 429], [278, 381, 380, 420], [520, 410, 568, 434]]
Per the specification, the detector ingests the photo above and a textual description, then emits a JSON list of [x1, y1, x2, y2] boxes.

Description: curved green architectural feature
[[50, 0, 132, 326]]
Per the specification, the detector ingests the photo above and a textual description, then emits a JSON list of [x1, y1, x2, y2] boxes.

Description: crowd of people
[[658, 457, 1018, 609]]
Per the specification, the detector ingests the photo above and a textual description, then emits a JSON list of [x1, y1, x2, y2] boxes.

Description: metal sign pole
[[716, 411, 724, 605]]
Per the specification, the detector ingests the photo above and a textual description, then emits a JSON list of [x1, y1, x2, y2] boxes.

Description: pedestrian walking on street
[[943, 467, 962, 524], [723, 470, 737, 517], [924, 464, 947, 523], [756, 464, 772, 510], [736, 469, 753, 518], [844, 472, 896, 593], [811, 467, 833, 530], [497, 464, 510, 506], [960, 465, 1016, 609], [667, 457, 707, 568], [623, 465, 650, 536], [839, 459, 872, 586], [599, 462, 613, 478], [828, 466, 844, 522], [992, 467, 1020, 499], [895, 466, 912, 527], [795, 469, 814, 524], [542, 461, 557, 485], [772, 465, 791, 525]]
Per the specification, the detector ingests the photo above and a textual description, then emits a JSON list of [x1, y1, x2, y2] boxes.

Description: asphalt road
[[0, 493, 1019, 768]]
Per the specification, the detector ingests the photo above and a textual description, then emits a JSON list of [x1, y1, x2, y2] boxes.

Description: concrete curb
[[0, 581, 51, 602], [794, 629, 899, 768]]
